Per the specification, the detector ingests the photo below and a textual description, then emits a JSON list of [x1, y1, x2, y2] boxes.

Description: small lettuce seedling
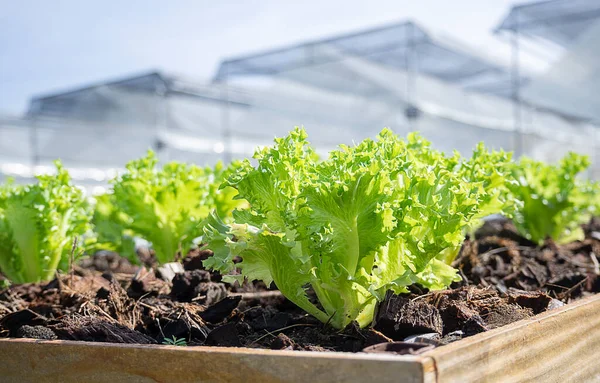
[[110, 151, 245, 264], [0, 163, 92, 283], [202, 128, 509, 329], [508, 153, 598, 244]]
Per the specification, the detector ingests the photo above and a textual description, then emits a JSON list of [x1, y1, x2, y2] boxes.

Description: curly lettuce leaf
[[90, 193, 137, 264], [0, 163, 92, 283], [436, 144, 516, 264]]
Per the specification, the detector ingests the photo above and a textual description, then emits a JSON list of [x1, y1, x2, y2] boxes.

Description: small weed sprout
[[162, 335, 187, 347]]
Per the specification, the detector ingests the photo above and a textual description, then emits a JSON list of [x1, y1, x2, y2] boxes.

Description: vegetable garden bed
[[1, 293, 600, 383], [2, 128, 600, 382], [2, 219, 600, 382]]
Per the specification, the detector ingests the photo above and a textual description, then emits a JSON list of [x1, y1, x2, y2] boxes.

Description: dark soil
[[454, 217, 600, 301], [1, 217, 600, 353]]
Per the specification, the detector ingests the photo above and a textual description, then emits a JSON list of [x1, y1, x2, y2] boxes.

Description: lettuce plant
[[110, 151, 244, 265], [436, 144, 516, 264], [91, 193, 138, 264], [202, 128, 508, 329], [508, 153, 598, 244], [0, 163, 92, 283], [457, 144, 516, 221], [206, 161, 248, 221]]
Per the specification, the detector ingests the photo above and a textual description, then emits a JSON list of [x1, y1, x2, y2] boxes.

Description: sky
[[0, 0, 519, 115]]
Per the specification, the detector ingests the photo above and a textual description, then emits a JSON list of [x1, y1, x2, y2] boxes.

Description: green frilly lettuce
[[110, 151, 245, 264], [508, 153, 598, 244], [202, 128, 509, 329], [0, 163, 92, 283]]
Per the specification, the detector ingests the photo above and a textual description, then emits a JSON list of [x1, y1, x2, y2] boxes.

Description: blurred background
[[2, 0, 600, 192]]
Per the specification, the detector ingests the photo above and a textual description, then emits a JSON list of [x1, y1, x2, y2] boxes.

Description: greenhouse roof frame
[[496, 0, 600, 46], [28, 71, 251, 117], [214, 20, 523, 97]]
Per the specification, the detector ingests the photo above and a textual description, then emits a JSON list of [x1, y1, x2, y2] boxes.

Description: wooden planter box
[[2, 294, 600, 383]]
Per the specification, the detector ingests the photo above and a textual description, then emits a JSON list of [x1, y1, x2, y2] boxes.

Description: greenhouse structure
[[2, 0, 600, 190]]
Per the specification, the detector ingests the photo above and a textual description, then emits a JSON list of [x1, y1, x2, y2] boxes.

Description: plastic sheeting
[[3, 14, 600, 189], [3, 57, 599, 187], [216, 21, 519, 99], [521, 19, 600, 122], [496, 0, 600, 47]]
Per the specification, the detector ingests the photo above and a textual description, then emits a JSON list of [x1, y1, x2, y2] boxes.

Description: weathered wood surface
[[0, 338, 434, 383], [425, 293, 600, 383]]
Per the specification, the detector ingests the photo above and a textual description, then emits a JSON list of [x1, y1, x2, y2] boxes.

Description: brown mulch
[[1, 217, 600, 352]]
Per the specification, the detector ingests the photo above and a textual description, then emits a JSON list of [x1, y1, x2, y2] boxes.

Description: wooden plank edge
[[424, 293, 600, 383], [9, 292, 598, 382], [0, 337, 436, 383]]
